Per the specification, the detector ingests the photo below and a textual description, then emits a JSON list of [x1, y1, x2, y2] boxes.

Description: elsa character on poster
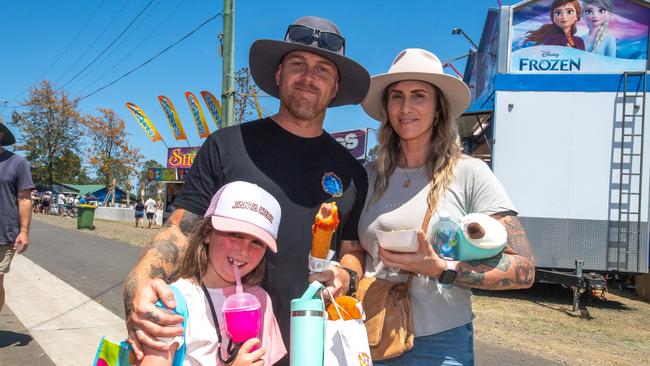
[[582, 0, 617, 57]]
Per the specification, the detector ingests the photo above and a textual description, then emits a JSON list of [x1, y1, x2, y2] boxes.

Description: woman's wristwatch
[[341, 266, 358, 296], [438, 260, 458, 285]]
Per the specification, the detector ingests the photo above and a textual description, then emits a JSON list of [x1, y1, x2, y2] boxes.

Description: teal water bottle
[[290, 281, 325, 366]]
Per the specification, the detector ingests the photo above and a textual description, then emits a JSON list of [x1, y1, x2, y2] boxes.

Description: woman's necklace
[[402, 168, 413, 188]]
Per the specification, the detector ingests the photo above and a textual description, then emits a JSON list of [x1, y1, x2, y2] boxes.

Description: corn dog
[[311, 202, 339, 259]]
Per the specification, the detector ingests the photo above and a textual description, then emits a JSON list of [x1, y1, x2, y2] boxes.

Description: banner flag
[[185, 92, 210, 138], [158, 95, 187, 141], [125, 102, 162, 142], [200, 90, 222, 129]]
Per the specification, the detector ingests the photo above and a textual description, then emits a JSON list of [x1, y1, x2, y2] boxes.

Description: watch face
[[439, 269, 457, 285]]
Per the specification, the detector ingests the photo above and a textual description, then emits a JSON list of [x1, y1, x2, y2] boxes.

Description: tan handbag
[[356, 203, 433, 360]]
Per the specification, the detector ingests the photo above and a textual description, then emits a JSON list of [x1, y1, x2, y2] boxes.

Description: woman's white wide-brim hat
[[362, 48, 470, 123]]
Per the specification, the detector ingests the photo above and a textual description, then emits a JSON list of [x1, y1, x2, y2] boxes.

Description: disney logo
[[541, 51, 559, 58]]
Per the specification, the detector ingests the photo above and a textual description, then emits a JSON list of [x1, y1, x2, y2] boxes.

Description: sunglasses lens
[[318, 32, 345, 52], [287, 25, 315, 43]]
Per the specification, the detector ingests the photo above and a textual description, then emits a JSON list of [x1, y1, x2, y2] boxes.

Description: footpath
[[1, 220, 562, 365]]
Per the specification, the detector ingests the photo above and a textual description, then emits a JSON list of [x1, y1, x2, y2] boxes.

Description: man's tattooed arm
[[454, 211, 536, 290], [123, 208, 202, 315]]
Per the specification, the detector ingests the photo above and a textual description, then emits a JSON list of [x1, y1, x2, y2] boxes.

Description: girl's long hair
[[524, 0, 582, 45], [369, 82, 462, 213], [171, 218, 266, 286], [583, 0, 613, 52]]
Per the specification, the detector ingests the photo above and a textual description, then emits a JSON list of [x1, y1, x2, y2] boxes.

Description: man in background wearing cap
[[123, 16, 370, 362], [0, 121, 34, 313]]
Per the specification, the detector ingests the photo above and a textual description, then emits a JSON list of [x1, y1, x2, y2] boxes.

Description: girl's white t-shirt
[[169, 278, 287, 365]]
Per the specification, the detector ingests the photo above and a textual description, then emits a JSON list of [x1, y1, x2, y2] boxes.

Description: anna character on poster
[[524, 0, 585, 50]]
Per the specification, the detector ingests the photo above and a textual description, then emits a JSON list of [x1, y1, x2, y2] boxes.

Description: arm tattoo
[[123, 271, 139, 317], [455, 212, 535, 290], [178, 210, 202, 237]]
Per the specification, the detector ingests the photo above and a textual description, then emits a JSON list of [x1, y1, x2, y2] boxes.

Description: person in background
[[358, 48, 535, 365], [145, 197, 158, 229], [0, 121, 34, 312], [41, 191, 51, 215], [57, 192, 66, 216], [134, 200, 146, 229]]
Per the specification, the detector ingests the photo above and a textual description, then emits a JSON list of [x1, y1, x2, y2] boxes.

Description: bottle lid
[[438, 210, 450, 219]]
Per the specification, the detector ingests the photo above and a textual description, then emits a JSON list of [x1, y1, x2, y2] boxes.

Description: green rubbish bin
[[77, 204, 97, 229]]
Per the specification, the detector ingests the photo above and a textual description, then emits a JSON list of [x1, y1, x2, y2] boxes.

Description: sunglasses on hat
[[284, 24, 346, 54]]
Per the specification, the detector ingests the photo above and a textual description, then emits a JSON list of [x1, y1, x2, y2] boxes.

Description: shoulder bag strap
[[406, 199, 434, 291]]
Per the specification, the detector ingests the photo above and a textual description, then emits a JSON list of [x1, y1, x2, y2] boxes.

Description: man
[[144, 196, 157, 228], [57, 191, 65, 216], [0, 121, 34, 312], [123, 16, 370, 362]]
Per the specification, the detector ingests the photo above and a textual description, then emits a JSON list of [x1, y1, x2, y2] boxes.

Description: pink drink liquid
[[223, 307, 261, 343]]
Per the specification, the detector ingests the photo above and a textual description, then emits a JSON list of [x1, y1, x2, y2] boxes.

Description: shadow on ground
[[0, 330, 33, 348], [473, 282, 633, 319]]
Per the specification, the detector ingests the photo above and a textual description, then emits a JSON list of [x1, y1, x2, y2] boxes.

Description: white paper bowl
[[376, 229, 418, 253]]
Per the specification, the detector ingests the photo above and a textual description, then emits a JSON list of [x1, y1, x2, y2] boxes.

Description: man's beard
[[280, 82, 328, 121]]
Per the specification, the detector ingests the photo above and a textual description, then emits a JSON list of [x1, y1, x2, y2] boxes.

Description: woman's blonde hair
[[369, 81, 462, 212], [171, 218, 266, 286]]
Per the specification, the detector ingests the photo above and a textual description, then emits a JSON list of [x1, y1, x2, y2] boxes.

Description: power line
[[53, 0, 130, 85], [67, 0, 161, 94], [11, 0, 107, 103], [56, 0, 154, 91], [77, 13, 222, 102], [72, 0, 186, 98]]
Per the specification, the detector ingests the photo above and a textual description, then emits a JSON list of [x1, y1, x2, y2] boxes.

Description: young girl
[[524, 0, 585, 50], [141, 181, 287, 366], [583, 0, 617, 57]]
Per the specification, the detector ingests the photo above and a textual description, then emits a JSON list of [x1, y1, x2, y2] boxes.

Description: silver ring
[[291, 310, 323, 317]]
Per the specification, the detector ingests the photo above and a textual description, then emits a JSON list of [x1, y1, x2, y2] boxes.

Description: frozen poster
[[510, 0, 650, 73]]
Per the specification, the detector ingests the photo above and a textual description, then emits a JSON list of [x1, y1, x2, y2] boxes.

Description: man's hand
[[125, 277, 184, 360], [308, 265, 350, 300], [232, 338, 266, 366], [13, 231, 29, 254]]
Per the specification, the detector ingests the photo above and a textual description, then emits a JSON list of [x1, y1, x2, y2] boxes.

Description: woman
[[524, 0, 585, 50], [358, 48, 536, 365], [583, 0, 616, 57]]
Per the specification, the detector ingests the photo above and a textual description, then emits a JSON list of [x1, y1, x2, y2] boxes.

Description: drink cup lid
[[222, 292, 261, 312]]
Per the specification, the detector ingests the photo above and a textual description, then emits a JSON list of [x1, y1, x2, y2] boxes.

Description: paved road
[[0, 220, 564, 365]]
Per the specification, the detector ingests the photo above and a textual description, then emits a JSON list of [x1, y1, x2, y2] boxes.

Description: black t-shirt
[[174, 117, 368, 346], [135, 202, 145, 211]]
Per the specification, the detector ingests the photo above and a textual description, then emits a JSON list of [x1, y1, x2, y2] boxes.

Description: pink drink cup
[[223, 306, 261, 343]]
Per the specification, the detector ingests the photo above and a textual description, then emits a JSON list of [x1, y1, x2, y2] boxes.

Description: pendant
[[403, 179, 411, 188]]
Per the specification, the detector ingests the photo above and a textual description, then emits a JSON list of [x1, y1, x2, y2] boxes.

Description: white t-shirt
[[145, 198, 157, 213], [358, 156, 516, 337], [169, 278, 287, 365], [57, 194, 65, 205]]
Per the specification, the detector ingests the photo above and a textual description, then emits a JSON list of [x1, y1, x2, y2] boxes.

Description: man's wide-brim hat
[[249, 16, 370, 107], [0, 122, 16, 146], [362, 48, 471, 123]]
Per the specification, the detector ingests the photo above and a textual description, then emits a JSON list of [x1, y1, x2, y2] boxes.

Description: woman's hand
[[378, 230, 446, 278], [232, 338, 266, 366]]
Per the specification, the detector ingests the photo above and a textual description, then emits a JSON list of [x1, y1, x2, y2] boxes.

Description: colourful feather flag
[[93, 337, 135, 366], [200, 90, 223, 129], [158, 95, 187, 141], [125, 102, 162, 142], [185, 91, 210, 138]]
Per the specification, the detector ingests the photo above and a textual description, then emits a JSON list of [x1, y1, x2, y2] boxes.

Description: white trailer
[[460, 1, 650, 302]]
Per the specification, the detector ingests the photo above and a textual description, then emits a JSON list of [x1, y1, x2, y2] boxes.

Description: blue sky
[[0, 0, 517, 167]]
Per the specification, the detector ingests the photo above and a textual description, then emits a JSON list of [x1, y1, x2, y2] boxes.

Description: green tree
[[10, 80, 83, 187], [81, 108, 143, 188]]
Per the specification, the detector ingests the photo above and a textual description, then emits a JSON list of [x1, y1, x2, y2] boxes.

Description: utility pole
[[221, 0, 235, 127]]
